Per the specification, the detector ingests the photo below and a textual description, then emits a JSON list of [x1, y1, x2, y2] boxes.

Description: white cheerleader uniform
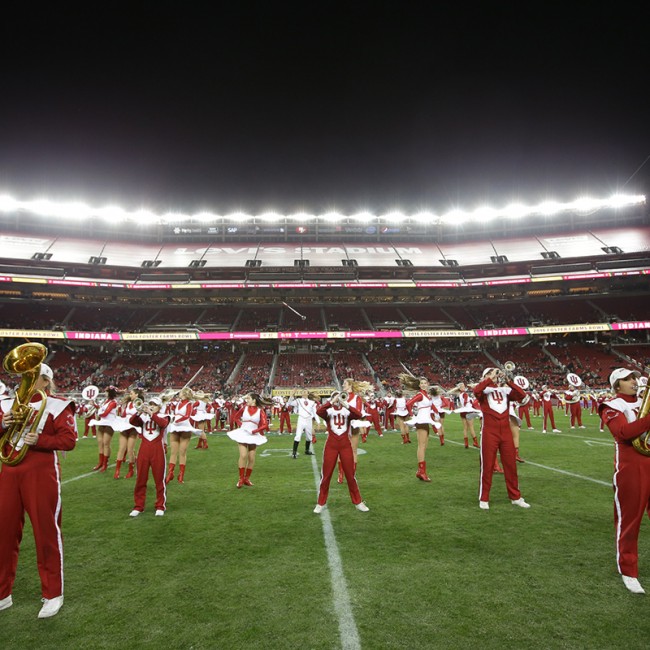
[[347, 392, 371, 430], [89, 399, 132, 432], [227, 405, 269, 446], [394, 396, 409, 418], [167, 399, 201, 434], [191, 400, 213, 423], [406, 390, 442, 430]]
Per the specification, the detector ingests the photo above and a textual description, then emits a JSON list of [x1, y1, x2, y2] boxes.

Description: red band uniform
[[315, 400, 364, 507], [599, 383, 650, 585], [0, 392, 77, 605], [474, 370, 527, 504], [129, 402, 170, 514]]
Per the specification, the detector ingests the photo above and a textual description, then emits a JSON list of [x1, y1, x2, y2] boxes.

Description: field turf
[[4, 410, 650, 649]]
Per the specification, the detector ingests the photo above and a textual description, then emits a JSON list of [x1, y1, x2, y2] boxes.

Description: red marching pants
[[0, 450, 65, 599], [317, 434, 362, 506], [543, 404, 557, 430], [133, 436, 167, 512], [279, 411, 292, 433], [479, 421, 521, 503], [569, 402, 583, 427]]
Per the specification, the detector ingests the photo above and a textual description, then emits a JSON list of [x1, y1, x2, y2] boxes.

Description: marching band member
[[383, 390, 396, 431], [313, 393, 369, 513], [279, 397, 293, 434], [114, 387, 143, 479], [287, 389, 319, 458], [165, 387, 200, 484], [400, 373, 442, 483], [449, 382, 480, 449], [541, 384, 562, 433], [517, 393, 533, 430], [474, 368, 530, 510], [227, 393, 271, 487], [128, 397, 170, 517], [363, 392, 384, 440], [565, 385, 586, 429], [89, 386, 121, 472], [0, 362, 76, 618], [394, 389, 411, 444], [599, 368, 650, 594]]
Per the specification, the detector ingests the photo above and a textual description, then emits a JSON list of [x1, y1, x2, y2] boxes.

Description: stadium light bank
[[0, 192, 645, 227]]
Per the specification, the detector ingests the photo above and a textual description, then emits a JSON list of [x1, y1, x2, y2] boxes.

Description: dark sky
[[0, 0, 648, 213]]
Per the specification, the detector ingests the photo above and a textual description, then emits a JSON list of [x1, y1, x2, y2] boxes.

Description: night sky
[[1, 1, 648, 214]]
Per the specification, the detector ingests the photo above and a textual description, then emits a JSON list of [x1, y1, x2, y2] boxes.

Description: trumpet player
[[474, 368, 531, 510], [0, 362, 77, 619], [599, 368, 650, 594], [541, 385, 562, 433], [128, 397, 170, 517], [313, 392, 369, 513]]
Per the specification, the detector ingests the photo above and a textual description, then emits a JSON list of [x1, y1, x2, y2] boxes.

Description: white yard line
[[310, 454, 362, 650], [62, 464, 115, 485], [447, 439, 611, 487]]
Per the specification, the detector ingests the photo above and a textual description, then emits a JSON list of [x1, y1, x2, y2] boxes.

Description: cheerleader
[[192, 392, 213, 449], [337, 378, 372, 483], [89, 386, 121, 472], [400, 373, 442, 482], [431, 388, 453, 446], [394, 389, 411, 444], [227, 393, 272, 488], [165, 387, 201, 484], [114, 388, 143, 479], [449, 382, 480, 448]]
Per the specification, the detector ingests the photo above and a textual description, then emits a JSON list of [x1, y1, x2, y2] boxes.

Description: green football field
[[4, 410, 650, 650]]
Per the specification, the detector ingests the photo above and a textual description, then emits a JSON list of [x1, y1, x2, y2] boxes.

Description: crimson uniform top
[[316, 401, 363, 436], [474, 376, 527, 503], [599, 394, 650, 578], [0, 394, 77, 601]]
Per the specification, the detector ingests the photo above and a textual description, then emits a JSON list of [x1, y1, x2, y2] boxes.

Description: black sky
[[0, 0, 648, 213]]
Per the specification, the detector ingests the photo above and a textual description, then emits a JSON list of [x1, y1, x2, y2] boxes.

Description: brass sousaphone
[[0, 342, 49, 466]]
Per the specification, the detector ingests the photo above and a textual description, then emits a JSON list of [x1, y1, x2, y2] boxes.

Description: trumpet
[[0, 342, 49, 466], [632, 376, 650, 456], [503, 361, 516, 380], [330, 391, 349, 406], [159, 388, 180, 403]]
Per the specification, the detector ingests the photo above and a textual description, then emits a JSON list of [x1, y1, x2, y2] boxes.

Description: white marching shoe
[[511, 498, 531, 508], [155, 510, 165, 517], [129, 509, 141, 517], [355, 502, 370, 512], [622, 575, 645, 594], [479, 501, 490, 510], [313, 504, 324, 514], [0, 595, 13, 611], [38, 595, 64, 618]]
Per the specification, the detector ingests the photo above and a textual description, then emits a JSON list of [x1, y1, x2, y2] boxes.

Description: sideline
[[447, 439, 611, 487], [310, 454, 362, 650]]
